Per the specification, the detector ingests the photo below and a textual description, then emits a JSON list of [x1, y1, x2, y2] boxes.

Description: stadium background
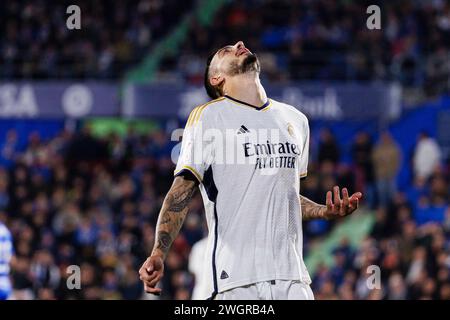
[[0, 0, 449, 300]]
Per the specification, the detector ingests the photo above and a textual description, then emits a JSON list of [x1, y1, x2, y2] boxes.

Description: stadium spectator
[[351, 132, 375, 208], [318, 128, 340, 166], [372, 131, 402, 207], [188, 237, 207, 300], [413, 132, 442, 181]]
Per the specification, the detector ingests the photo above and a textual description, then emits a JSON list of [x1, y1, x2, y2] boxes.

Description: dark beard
[[228, 53, 260, 75]]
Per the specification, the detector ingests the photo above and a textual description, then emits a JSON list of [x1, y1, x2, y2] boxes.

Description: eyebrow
[[216, 45, 233, 58]]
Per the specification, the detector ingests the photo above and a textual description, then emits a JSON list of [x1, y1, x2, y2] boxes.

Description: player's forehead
[[215, 45, 233, 57], [209, 45, 233, 73], [211, 45, 233, 63]]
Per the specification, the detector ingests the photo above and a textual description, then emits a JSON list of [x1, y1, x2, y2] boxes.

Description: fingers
[[144, 283, 162, 295], [341, 188, 349, 215], [333, 186, 341, 211], [351, 192, 363, 200], [140, 268, 163, 294], [349, 193, 360, 210], [140, 268, 159, 284], [327, 187, 362, 218], [326, 191, 333, 212], [139, 259, 156, 281], [140, 258, 152, 273], [148, 272, 163, 287], [139, 256, 165, 295], [326, 186, 362, 218], [345, 192, 361, 213], [349, 192, 362, 205], [146, 262, 154, 273]]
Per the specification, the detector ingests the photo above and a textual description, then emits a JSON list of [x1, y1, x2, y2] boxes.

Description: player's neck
[[224, 73, 267, 107]]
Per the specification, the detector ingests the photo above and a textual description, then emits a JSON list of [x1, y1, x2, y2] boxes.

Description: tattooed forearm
[[152, 176, 197, 258], [156, 231, 172, 252], [167, 186, 196, 212], [300, 195, 327, 220]]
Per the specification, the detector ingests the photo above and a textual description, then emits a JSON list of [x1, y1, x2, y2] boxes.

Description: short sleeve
[[174, 105, 214, 183], [299, 117, 309, 179]]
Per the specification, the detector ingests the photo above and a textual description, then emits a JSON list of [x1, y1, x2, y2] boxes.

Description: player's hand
[[139, 254, 164, 295], [324, 186, 362, 219]]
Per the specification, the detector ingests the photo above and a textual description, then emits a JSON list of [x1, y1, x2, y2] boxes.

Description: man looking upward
[[139, 41, 362, 300]]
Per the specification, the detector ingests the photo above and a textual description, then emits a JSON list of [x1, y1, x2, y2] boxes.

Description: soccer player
[[139, 41, 363, 300], [0, 222, 13, 300]]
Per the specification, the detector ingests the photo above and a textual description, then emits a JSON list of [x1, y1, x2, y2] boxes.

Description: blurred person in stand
[[372, 131, 402, 207], [352, 132, 375, 208], [413, 132, 442, 181], [30, 249, 61, 293], [188, 236, 208, 300], [318, 128, 340, 167]]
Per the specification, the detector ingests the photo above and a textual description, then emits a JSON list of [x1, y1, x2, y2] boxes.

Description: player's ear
[[210, 74, 224, 87]]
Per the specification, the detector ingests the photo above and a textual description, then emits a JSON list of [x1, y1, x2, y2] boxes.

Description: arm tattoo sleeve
[[300, 195, 327, 221], [152, 176, 197, 258]]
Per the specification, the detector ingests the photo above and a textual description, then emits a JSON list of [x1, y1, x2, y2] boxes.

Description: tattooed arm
[[300, 195, 328, 220], [301, 186, 363, 221], [152, 175, 197, 259], [139, 175, 197, 294]]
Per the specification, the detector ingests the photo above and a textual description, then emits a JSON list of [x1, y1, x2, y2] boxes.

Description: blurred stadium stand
[[0, 0, 448, 300], [0, 0, 195, 79]]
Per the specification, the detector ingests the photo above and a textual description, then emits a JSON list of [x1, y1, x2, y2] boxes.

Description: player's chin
[[243, 53, 257, 64], [241, 54, 260, 73]]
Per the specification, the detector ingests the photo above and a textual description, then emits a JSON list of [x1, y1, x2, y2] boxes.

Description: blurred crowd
[[305, 129, 450, 300], [0, 126, 179, 299], [0, 123, 448, 300], [161, 0, 450, 97], [1, 0, 449, 97], [0, 0, 193, 78]]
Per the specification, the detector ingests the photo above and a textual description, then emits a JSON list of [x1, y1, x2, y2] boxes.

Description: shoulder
[[186, 97, 226, 128], [271, 98, 309, 126]]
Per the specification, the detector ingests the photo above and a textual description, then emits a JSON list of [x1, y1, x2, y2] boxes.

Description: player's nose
[[235, 41, 245, 50]]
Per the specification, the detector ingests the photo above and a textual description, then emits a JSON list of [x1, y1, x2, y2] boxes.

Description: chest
[[211, 107, 304, 167], [215, 107, 303, 149]]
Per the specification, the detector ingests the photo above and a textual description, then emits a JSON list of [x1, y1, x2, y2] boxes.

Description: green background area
[[84, 118, 160, 137], [305, 210, 375, 276], [125, 0, 229, 84]]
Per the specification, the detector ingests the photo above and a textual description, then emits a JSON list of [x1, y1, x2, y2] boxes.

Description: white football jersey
[[174, 95, 311, 299]]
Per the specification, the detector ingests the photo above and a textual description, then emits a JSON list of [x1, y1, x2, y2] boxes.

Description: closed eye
[[218, 46, 233, 57]]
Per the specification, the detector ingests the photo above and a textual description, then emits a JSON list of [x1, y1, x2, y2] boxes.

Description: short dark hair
[[204, 52, 223, 100]]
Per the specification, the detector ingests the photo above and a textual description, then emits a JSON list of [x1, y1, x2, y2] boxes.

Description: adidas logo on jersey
[[236, 125, 250, 135], [220, 270, 229, 279]]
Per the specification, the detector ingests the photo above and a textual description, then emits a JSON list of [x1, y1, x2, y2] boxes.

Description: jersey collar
[[224, 95, 271, 111]]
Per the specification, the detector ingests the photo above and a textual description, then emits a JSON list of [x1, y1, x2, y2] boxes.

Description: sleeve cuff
[[174, 166, 203, 184]]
